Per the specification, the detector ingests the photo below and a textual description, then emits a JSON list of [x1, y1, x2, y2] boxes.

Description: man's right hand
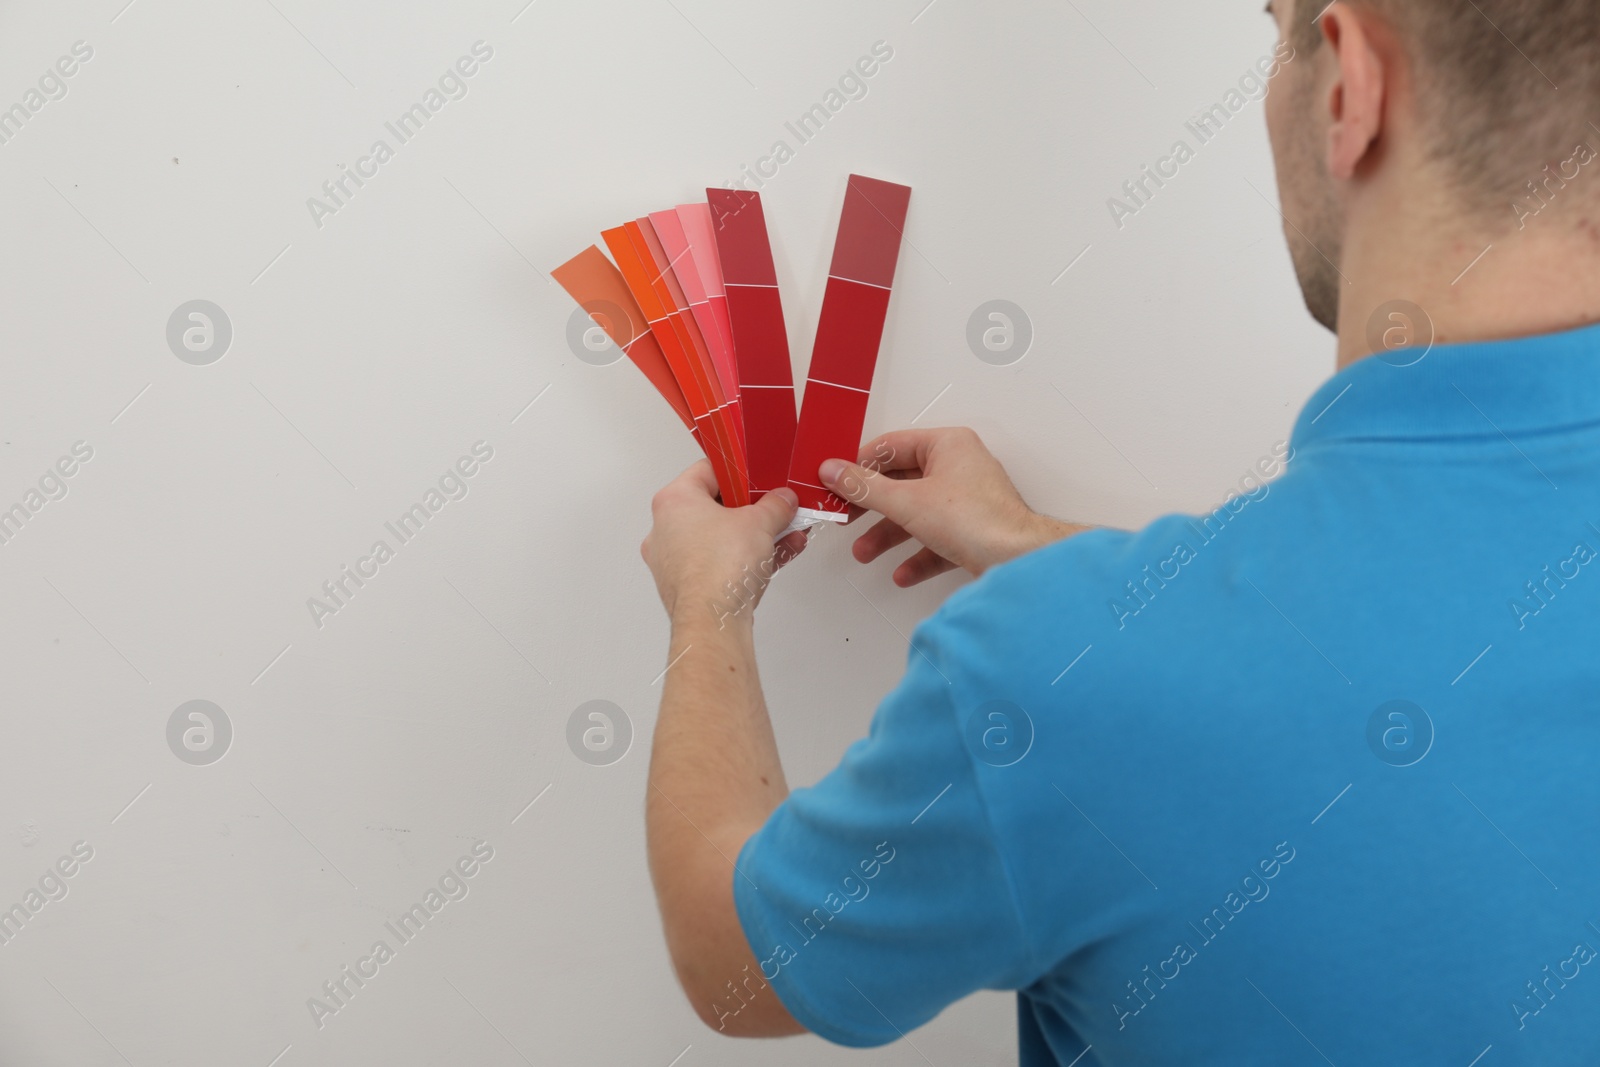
[[818, 427, 1088, 588]]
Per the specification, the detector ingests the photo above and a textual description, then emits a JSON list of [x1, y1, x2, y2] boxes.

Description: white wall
[[0, 0, 1330, 1063]]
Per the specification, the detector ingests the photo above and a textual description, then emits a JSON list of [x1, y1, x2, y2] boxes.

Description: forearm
[[645, 608, 793, 1027], [1011, 511, 1091, 561]]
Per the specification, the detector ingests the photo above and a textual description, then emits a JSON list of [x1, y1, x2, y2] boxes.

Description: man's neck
[[1335, 177, 1600, 370]]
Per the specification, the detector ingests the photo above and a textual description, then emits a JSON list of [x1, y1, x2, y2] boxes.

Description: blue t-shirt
[[734, 322, 1600, 1064]]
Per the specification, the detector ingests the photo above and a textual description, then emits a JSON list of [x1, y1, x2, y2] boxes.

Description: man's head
[[1264, 0, 1600, 332]]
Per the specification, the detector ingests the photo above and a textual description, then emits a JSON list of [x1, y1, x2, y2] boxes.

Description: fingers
[[772, 528, 809, 570], [893, 546, 960, 588], [852, 516, 912, 564], [859, 429, 940, 474], [819, 457, 912, 523], [653, 459, 719, 505], [861, 426, 985, 476], [752, 487, 800, 541]]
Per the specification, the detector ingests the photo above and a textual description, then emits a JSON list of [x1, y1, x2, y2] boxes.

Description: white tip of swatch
[[777, 508, 849, 540]]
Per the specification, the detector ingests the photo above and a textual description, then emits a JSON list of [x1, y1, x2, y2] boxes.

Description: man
[[641, 0, 1600, 1061]]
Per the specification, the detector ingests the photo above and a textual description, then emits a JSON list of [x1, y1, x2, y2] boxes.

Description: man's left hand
[[640, 460, 809, 624]]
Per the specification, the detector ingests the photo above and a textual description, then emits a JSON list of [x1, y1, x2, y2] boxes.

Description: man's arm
[[640, 428, 1085, 1037], [646, 602, 808, 1036], [641, 466, 808, 1037]]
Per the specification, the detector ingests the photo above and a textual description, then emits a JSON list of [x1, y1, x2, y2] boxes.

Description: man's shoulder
[[923, 482, 1324, 695], [940, 507, 1262, 625]]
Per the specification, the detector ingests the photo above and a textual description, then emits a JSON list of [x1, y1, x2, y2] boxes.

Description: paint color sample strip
[[551, 245, 695, 431], [626, 218, 750, 506], [787, 174, 912, 519], [604, 223, 744, 506], [675, 204, 740, 422], [650, 209, 746, 461], [636, 214, 750, 489], [603, 225, 745, 505], [707, 188, 795, 501]]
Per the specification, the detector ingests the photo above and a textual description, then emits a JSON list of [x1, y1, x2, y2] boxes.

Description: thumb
[[754, 487, 800, 539], [820, 458, 906, 519]]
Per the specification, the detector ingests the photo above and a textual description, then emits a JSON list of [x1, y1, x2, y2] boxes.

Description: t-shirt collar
[[1292, 319, 1600, 452]]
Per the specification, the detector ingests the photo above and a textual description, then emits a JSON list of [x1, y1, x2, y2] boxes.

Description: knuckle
[[837, 471, 871, 502]]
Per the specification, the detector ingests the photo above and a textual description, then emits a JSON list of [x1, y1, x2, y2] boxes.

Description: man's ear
[[1320, 3, 1389, 181]]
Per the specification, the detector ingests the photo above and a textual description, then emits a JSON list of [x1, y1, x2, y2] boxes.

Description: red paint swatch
[[707, 188, 795, 501], [787, 174, 912, 516]]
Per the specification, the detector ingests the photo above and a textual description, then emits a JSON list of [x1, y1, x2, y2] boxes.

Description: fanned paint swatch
[[553, 174, 910, 530]]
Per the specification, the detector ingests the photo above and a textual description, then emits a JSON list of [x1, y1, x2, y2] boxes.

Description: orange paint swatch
[[634, 217, 749, 498], [551, 245, 694, 430], [604, 224, 746, 505]]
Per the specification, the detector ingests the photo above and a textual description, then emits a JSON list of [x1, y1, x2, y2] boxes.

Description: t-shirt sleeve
[[732, 616, 1043, 1047]]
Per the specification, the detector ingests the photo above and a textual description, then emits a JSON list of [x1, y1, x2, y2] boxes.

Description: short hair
[[1293, 0, 1600, 211]]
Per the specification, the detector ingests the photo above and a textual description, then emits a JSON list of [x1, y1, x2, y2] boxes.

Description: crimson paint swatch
[[787, 175, 912, 516], [707, 188, 795, 502]]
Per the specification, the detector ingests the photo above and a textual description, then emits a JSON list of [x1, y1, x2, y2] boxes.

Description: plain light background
[[0, 0, 1330, 1063]]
